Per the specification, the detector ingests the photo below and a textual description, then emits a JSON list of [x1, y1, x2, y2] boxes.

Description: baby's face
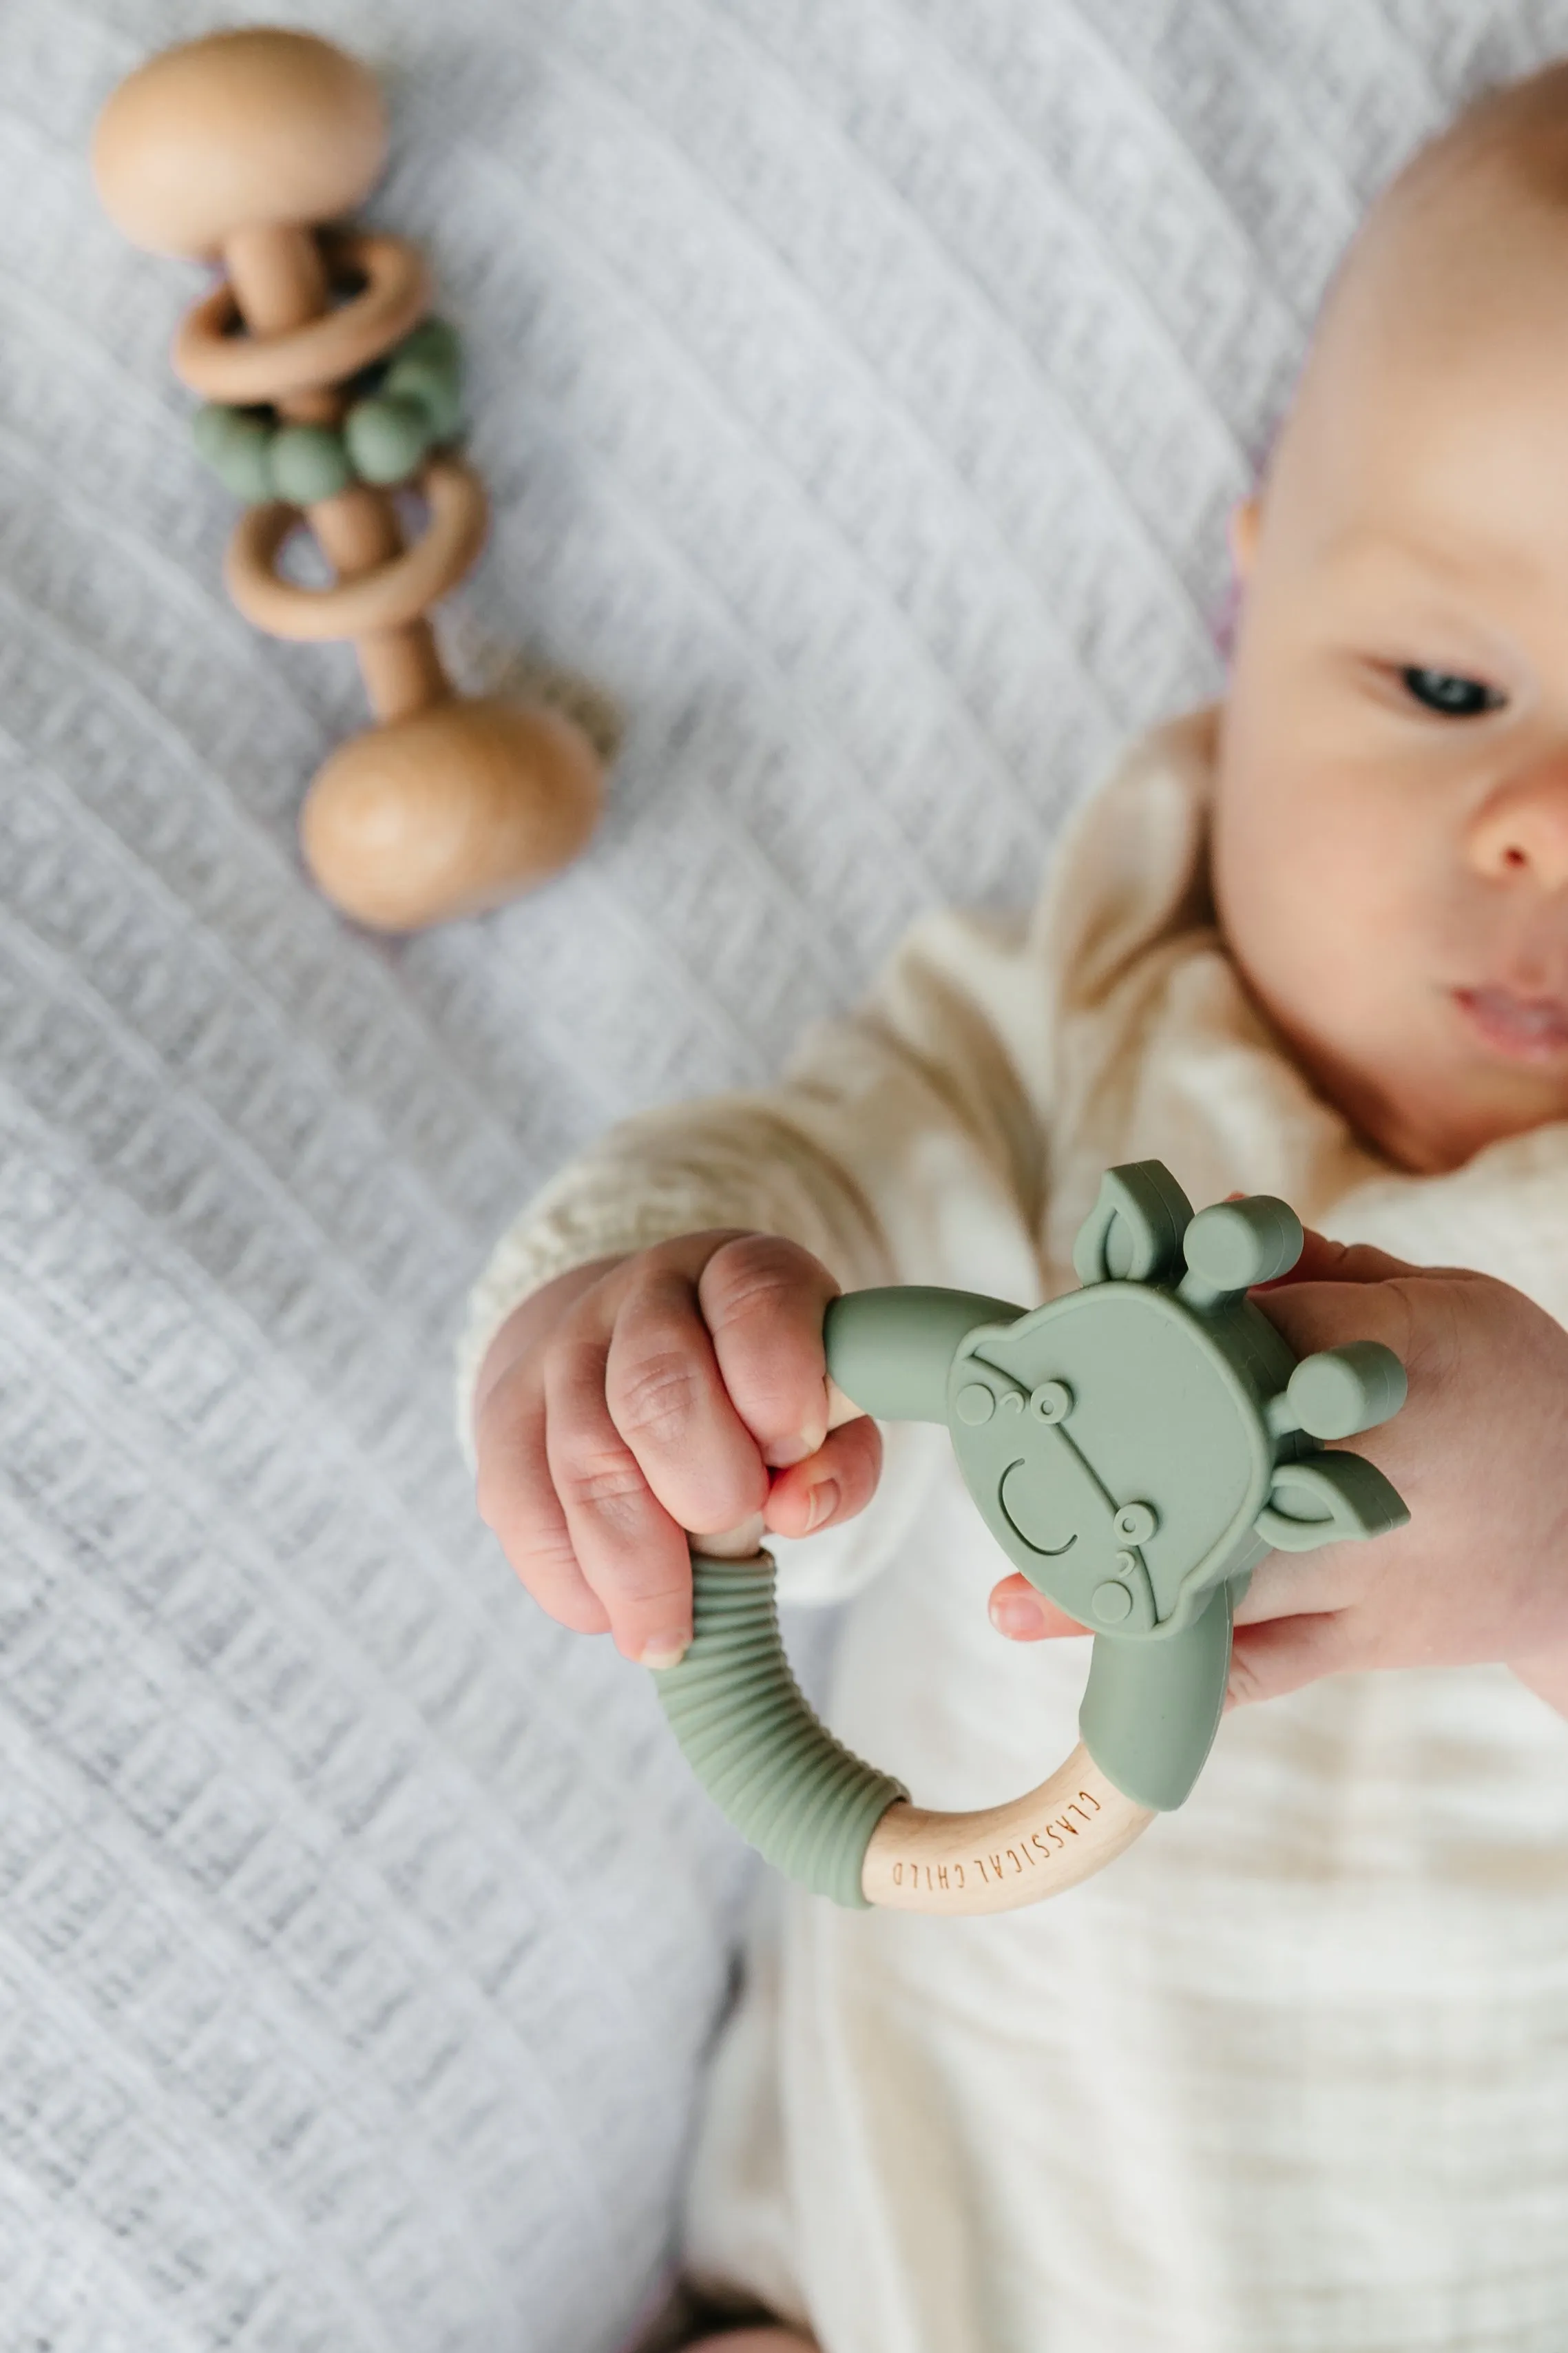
[[1213, 174, 1568, 1172]]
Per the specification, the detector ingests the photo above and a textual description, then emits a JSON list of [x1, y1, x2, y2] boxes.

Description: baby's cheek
[[1213, 761, 1324, 987], [1222, 752, 1403, 979]]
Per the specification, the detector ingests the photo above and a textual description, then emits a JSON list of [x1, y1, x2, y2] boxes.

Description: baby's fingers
[[546, 1314, 707, 1667], [602, 1239, 799, 1540], [473, 1361, 611, 1637], [763, 1414, 883, 1540], [987, 1573, 1087, 1641], [987, 1569, 1369, 1717], [1226, 1609, 1359, 1708], [1252, 1228, 1418, 1292], [698, 1234, 845, 1469]]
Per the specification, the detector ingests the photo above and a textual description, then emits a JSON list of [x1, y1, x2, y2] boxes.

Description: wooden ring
[[173, 231, 431, 402], [224, 455, 488, 641], [859, 1743, 1153, 1914]]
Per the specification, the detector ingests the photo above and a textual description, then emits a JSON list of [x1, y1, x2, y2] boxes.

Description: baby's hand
[[471, 1232, 881, 1666], [989, 1234, 1568, 1716]]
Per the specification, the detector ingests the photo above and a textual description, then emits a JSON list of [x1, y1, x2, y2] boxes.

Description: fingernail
[[990, 1592, 1045, 1637], [640, 1634, 689, 1670], [803, 1479, 839, 1533], [769, 1424, 826, 1470]]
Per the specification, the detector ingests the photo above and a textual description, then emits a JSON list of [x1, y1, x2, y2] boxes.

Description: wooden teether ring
[[859, 1745, 1152, 1911], [227, 455, 488, 639], [92, 27, 603, 931], [660, 1536, 1153, 1915], [651, 1164, 1413, 1916], [173, 231, 431, 403]]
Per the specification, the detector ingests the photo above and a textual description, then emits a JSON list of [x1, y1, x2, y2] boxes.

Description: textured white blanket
[[6, 4, 1568, 2348]]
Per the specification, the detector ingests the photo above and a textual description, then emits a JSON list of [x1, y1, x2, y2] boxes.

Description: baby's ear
[[1228, 495, 1262, 581]]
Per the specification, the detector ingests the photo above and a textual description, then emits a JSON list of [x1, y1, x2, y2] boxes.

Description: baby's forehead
[[1277, 176, 1568, 567], [1323, 102, 1568, 373]]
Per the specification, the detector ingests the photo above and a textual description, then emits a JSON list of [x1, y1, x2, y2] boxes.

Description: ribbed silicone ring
[[651, 1552, 908, 1908]]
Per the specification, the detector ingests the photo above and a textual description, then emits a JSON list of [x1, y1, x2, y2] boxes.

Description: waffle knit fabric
[[8, 2, 1568, 2346]]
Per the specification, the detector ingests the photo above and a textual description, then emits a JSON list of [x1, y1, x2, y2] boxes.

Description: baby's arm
[[461, 904, 1052, 1658]]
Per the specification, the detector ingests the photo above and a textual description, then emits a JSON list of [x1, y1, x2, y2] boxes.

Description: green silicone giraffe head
[[947, 1161, 1410, 1643], [821, 1159, 1411, 1811]]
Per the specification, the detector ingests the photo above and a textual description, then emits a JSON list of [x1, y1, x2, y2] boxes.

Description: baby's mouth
[[1454, 986, 1568, 1061]]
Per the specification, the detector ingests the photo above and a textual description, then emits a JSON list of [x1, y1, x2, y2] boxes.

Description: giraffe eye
[[1400, 665, 1504, 718]]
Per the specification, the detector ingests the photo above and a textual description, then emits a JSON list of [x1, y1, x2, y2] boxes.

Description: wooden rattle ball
[[300, 697, 605, 931], [91, 28, 386, 258]]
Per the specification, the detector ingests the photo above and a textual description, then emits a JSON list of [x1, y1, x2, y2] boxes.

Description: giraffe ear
[[1072, 1161, 1193, 1287], [1255, 1454, 1410, 1553]]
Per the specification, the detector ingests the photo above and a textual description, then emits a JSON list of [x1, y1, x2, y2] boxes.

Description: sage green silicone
[[824, 1285, 1025, 1420], [1078, 1582, 1234, 1812], [190, 317, 463, 500], [651, 1553, 908, 1907], [652, 1160, 1413, 1891]]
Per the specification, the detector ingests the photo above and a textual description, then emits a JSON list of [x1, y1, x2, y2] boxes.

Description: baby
[[461, 63, 1568, 2353]]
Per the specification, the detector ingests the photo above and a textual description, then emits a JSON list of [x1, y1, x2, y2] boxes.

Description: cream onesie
[[457, 705, 1568, 2353]]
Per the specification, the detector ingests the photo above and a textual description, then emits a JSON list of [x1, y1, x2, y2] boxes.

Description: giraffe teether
[[651, 1161, 1410, 1913]]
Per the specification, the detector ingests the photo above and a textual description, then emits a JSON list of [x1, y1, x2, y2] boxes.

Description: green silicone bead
[[191, 404, 273, 502], [383, 356, 462, 442], [383, 327, 463, 442], [393, 316, 461, 371], [268, 422, 353, 504], [343, 393, 432, 486]]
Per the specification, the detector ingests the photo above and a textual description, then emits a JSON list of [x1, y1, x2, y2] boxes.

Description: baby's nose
[[1465, 760, 1568, 891]]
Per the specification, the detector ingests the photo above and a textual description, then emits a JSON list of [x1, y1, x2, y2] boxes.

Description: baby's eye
[[1399, 665, 1505, 718]]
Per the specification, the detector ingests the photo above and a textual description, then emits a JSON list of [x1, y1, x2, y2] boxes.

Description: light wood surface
[[174, 231, 431, 405], [300, 696, 603, 929], [90, 27, 387, 258], [201, 216, 449, 727], [861, 1743, 1153, 1912], [305, 490, 450, 722]]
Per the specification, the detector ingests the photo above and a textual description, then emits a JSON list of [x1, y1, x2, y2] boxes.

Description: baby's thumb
[[1255, 1227, 1417, 1290], [988, 1575, 1085, 1641], [1224, 1608, 1359, 1708]]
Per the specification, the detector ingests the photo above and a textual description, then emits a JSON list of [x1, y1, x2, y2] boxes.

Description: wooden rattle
[[651, 1161, 1412, 1914], [92, 27, 603, 931]]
